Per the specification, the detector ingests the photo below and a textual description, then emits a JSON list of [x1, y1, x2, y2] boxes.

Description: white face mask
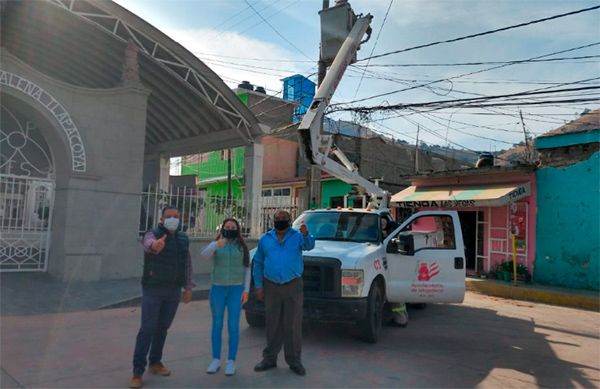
[[163, 217, 179, 231]]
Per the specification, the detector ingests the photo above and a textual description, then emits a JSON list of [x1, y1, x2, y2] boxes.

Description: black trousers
[[262, 277, 303, 366]]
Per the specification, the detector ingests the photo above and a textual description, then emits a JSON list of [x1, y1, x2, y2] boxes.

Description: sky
[[113, 0, 599, 151]]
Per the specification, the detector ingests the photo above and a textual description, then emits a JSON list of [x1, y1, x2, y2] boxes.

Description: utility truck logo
[[417, 262, 440, 281]]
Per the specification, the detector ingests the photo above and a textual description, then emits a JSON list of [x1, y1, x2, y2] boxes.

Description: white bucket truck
[[244, 1, 466, 343]]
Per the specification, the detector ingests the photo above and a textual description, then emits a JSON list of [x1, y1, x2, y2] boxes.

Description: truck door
[[383, 211, 465, 303]]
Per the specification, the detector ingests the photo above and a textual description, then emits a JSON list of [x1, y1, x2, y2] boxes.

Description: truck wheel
[[359, 283, 383, 343], [245, 311, 265, 327]]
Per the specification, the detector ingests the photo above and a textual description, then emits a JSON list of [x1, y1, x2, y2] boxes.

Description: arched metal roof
[[1, 0, 266, 157]]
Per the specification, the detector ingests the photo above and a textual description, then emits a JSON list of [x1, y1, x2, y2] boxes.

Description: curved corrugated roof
[[1, 0, 265, 156]]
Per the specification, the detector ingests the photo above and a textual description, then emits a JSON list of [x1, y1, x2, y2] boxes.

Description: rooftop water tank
[[238, 81, 253, 91]]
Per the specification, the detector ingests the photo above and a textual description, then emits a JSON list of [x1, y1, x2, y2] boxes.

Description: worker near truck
[[252, 210, 315, 376], [381, 217, 409, 328]]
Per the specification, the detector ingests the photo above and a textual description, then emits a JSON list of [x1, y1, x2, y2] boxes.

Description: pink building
[[391, 166, 537, 276]]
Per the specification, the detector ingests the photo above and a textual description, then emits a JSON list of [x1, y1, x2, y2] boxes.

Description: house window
[[273, 188, 291, 196], [262, 187, 292, 207]]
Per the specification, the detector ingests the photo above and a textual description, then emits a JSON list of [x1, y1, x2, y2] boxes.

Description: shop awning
[[391, 182, 531, 208]]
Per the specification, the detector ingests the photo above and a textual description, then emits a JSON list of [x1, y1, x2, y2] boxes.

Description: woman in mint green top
[[201, 218, 250, 376]]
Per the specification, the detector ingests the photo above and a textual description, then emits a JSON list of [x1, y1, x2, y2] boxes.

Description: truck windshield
[[293, 212, 381, 243]]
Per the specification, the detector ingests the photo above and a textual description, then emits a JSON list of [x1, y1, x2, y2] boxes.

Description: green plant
[[516, 263, 529, 275], [500, 261, 514, 272]]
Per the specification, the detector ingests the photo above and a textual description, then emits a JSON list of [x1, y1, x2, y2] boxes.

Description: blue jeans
[[209, 284, 244, 361], [132, 287, 180, 375]]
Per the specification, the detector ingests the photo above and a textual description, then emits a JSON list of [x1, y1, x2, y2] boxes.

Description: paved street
[[1, 292, 599, 388]]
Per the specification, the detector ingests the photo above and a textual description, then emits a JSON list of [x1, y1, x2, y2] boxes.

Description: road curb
[[466, 279, 600, 311], [98, 289, 210, 310]]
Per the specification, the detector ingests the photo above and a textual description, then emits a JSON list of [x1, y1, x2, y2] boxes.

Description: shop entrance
[[458, 211, 477, 274]]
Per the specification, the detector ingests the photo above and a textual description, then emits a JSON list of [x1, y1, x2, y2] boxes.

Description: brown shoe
[[128, 375, 143, 388], [149, 362, 171, 376]]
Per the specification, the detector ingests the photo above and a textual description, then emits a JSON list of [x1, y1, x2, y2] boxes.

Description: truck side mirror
[[386, 238, 399, 254], [395, 234, 415, 256]]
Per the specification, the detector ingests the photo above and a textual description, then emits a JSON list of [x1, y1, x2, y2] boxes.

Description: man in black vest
[[129, 206, 193, 388]]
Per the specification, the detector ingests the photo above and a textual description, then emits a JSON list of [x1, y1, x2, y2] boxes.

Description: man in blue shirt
[[253, 210, 315, 376]]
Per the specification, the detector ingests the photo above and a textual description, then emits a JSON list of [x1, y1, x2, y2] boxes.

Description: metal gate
[[0, 174, 54, 271]]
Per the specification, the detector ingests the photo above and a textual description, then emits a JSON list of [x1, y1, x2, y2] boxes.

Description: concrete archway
[[0, 94, 61, 272], [0, 70, 87, 176]]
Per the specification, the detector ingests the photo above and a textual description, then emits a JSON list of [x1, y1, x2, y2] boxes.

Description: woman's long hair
[[216, 218, 250, 267]]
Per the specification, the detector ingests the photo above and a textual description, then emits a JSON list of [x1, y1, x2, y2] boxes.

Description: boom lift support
[[298, 2, 389, 208]]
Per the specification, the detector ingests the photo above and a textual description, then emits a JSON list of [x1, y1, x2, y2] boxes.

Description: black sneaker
[[254, 360, 277, 372], [289, 363, 306, 376]]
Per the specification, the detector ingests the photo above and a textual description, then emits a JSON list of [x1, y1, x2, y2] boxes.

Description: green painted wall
[[181, 147, 245, 232], [534, 151, 599, 290], [321, 179, 353, 208], [536, 128, 600, 149], [237, 92, 249, 106], [181, 147, 245, 181], [181, 90, 249, 188], [205, 180, 243, 198]]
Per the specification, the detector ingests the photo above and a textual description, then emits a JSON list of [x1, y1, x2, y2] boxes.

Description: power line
[[348, 65, 600, 86], [357, 5, 600, 62], [334, 42, 600, 106], [351, 55, 600, 68], [203, 2, 272, 41], [425, 113, 542, 135], [209, 4, 251, 31], [334, 85, 600, 113], [238, 0, 301, 35], [191, 51, 313, 63], [202, 58, 296, 78], [445, 98, 600, 108], [400, 115, 480, 153], [353, 0, 394, 98], [417, 112, 520, 145], [200, 57, 303, 76], [243, 0, 313, 60]]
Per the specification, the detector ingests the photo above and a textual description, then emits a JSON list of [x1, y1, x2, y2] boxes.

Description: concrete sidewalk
[[466, 277, 600, 311], [0, 273, 211, 316]]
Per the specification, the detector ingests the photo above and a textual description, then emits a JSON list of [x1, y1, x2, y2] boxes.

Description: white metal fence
[[140, 184, 299, 238], [0, 174, 54, 271]]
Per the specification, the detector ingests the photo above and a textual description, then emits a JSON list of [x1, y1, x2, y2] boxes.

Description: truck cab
[[244, 208, 466, 343]]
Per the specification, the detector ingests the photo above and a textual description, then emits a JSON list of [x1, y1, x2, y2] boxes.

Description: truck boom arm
[[298, 13, 388, 208]]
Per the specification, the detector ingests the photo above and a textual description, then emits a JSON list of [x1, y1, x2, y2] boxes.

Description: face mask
[[163, 217, 179, 231], [274, 220, 289, 231], [222, 229, 239, 239]]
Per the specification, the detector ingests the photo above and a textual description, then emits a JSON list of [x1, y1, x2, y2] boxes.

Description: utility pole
[[415, 124, 420, 173], [519, 110, 530, 163], [317, 0, 329, 87], [227, 148, 232, 206], [305, 0, 329, 210]]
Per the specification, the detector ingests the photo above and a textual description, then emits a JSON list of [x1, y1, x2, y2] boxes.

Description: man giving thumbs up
[[129, 206, 194, 388]]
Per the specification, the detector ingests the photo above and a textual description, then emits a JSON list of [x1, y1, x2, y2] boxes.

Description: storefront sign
[[508, 184, 530, 201], [396, 183, 531, 208], [510, 202, 527, 253], [399, 200, 476, 208]]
